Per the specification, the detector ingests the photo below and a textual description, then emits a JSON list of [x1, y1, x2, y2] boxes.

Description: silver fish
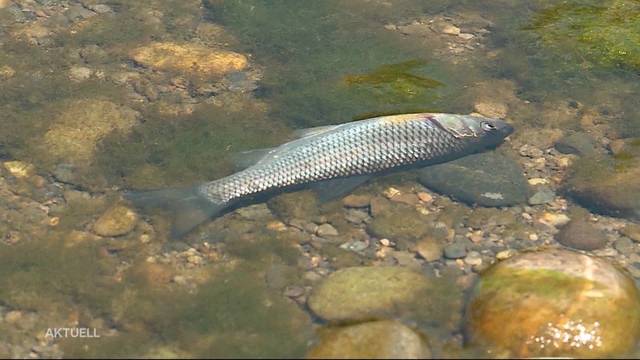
[[126, 113, 513, 237]]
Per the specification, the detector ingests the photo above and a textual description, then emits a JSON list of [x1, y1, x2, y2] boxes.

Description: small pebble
[[441, 24, 461, 35], [528, 178, 549, 186], [417, 192, 433, 202], [444, 241, 467, 259], [93, 205, 138, 237], [69, 66, 92, 82], [316, 223, 339, 237], [342, 194, 371, 208], [496, 249, 515, 260], [3, 161, 35, 178], [539, 212, 570, 227], [464, 251, 483, 266], [528, 187, 555, 205], [4, 310, 23, 324], [415, 238, 443, 262], [458, 33, 474, 40]]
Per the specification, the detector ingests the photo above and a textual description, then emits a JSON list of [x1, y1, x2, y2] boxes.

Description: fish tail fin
[[124, 186, 228, 239]]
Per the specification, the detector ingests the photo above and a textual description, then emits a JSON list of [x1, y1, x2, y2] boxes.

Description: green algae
[[0, 238, 118, 316], [343, 60, 444, 102], [477, 268, 598, 299], [96, 102, 290, 189], [527, 0, 640, 70], [205, 0, 459, 128], [61, 263, 312, 358]]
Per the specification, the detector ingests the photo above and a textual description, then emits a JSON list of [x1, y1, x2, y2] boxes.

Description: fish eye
[[481, 122, 496, 131]]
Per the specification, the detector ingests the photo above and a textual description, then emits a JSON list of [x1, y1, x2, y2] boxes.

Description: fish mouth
[[501, 123, 515, 137]]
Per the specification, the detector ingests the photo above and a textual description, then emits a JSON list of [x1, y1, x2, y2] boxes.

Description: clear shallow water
[[1, 0, 640, 358]]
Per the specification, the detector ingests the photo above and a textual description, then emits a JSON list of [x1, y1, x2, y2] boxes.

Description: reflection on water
[[1, 0, 640, 358]]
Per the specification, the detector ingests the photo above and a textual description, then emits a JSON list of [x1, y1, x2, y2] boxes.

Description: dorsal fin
[[292, 124, 341, 139], [230, 147, 277, 171]]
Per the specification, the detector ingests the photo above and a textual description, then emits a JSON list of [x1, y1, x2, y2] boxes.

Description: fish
[[126, 113, 514, 238]]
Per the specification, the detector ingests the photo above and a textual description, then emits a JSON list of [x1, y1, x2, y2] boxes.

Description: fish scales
[[199, 115, 463, 203]]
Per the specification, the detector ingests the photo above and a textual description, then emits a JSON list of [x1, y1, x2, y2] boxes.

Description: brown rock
[[414, 237, 443, 261], [556, 217, 607, 251], [342, 194, 371, 208], [474, 101, 508, 118], [93, 205, 138, 237], [129, 42, 248, 77]]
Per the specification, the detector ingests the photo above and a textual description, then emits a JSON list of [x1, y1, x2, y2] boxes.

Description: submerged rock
[[308, 266, 431, 322], [3, 161, 36, 179], [563, 155, 640, 220], [465, 248, 640, 358], [129, 42, 248, 77], [307, 320, 431, 359], [418, 151, 529, 207], [555, 217, 607, 251], [93, 205, 138, 237], [367, 203, 433, 241], [414, 237, 443, 262], [528, 187, 555, 206], [43, 99, 139, 165], [555, 132, 597, 156]]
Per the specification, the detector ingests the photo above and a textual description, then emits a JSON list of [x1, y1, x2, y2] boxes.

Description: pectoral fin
[[310, 175, 373, 203]]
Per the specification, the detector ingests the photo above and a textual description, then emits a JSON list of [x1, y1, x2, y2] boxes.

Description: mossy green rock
[[418, 151, 529, 207], [465, 248, 640, 358], [308, 266, 431, 322], [563, 155, 640, 220], [307, 320, 431, 359]]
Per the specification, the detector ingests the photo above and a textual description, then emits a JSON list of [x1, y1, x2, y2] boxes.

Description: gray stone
[[444, 240, 467, 259], [555, 132, 597, 156], [418, 151, 529, 207], [528, 187, 556, 205]]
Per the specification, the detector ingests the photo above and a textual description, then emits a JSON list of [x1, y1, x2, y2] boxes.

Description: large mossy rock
[[465, 248, 640, 358], [418, 151, 529, 207], [308, 266, 431, 322], [307, 320, 431, 359]]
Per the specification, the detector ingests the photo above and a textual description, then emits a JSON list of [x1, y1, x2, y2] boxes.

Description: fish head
[[432, 113, 514, 149]]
